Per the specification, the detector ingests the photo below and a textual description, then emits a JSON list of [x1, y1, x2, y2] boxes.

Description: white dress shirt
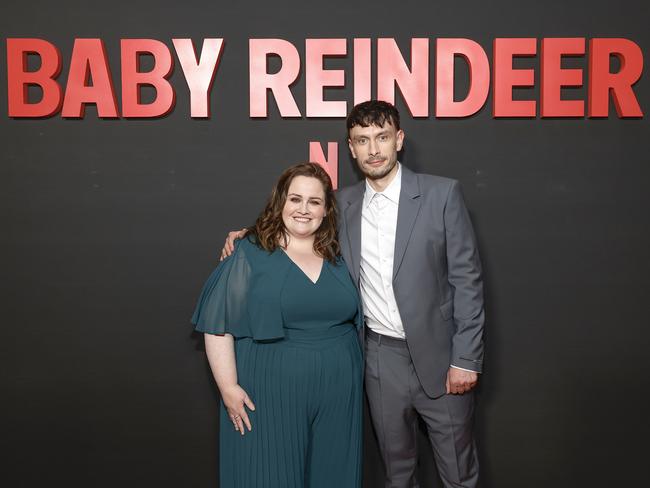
[[360, 163, 405, 339]]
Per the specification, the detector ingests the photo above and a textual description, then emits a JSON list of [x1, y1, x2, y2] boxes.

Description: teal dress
[[192, 237, 363, 488]]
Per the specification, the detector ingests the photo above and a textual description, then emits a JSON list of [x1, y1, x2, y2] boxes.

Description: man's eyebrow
[[354, 132, 389, 139]]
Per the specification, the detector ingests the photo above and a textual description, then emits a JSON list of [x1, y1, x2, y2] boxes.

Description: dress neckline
[[280, 249, 325, 285]]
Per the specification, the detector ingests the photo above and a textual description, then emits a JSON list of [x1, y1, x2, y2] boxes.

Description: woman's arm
[[205, 333, 255, 435]]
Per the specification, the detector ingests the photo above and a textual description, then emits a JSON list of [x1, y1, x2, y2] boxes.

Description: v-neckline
[[281, 249, 325, 285]]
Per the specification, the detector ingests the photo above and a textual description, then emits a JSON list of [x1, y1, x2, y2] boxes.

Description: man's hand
[[446, 367, 478, 395], [220, 228, 248, 261]]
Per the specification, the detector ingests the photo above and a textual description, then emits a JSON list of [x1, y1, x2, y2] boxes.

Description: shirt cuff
[[450, 364, 481, 373]]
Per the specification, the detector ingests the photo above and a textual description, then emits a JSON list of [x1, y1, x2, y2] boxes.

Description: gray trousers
[[365, 330, 479, 488]]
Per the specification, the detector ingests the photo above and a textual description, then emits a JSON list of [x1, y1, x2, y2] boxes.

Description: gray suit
[[337, 165, 485, 487]]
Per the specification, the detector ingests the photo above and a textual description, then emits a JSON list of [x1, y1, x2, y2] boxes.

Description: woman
[[191, 163, 363, 488]]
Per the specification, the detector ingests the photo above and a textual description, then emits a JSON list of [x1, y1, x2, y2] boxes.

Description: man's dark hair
[[346, 100, 401, 134]]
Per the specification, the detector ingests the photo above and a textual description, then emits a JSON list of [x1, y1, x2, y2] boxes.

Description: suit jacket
[[337, 165, 485, 398]]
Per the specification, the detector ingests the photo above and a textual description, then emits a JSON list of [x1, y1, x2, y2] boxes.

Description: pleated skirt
[[219, 326, 363, 488]]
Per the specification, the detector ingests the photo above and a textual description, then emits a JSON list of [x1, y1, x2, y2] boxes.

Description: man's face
[[348, 121, 404, 180]]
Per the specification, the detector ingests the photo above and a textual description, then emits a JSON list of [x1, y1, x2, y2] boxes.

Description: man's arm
[[444, 180, 485, 393]]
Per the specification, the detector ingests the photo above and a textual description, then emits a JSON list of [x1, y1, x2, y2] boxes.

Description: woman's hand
[[220, 384, 256, 435], [204, 335, 253, 434]]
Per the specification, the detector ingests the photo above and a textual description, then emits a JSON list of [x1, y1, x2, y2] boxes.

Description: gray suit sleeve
[[444, 180, 485, 373]]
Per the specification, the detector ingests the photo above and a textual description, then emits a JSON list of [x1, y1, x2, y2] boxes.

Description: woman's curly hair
[[248, 162, 340, 263]]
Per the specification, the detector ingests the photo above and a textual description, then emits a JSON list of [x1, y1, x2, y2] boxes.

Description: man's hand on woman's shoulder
[[220, 228, 248, 261]]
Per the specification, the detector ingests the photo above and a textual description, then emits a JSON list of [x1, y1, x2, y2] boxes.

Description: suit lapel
[[393, 166, 421, 280], [343, 182, 364, 284]]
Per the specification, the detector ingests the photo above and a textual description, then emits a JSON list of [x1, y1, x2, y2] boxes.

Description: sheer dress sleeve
[[191, 241, 252, 337]]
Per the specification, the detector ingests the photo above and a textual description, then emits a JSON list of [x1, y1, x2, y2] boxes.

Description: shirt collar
[[363, 162, 402, 208]]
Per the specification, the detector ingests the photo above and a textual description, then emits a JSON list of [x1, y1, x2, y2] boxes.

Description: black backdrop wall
[[2, 1, 649, 487]]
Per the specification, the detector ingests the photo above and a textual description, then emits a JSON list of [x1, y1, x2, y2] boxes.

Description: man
[[223, 100, 484, 488]]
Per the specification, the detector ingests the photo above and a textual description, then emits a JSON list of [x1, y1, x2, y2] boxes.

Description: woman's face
[[281, 175, 327, 241]]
